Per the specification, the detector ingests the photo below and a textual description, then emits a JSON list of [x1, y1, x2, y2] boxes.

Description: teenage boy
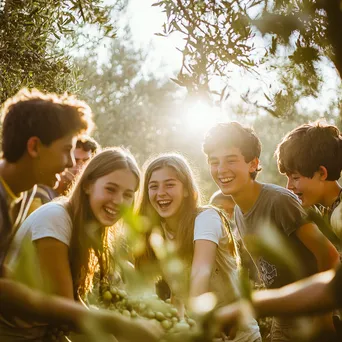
[[0, 88, 93, 271], [276, 121, 342, 243], [30, 135, 99, 211], [203, 122, 340, 341], [54, 135, 99, 196]]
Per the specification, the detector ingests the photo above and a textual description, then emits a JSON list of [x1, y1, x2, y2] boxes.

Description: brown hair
[[64, 147, 140, 298], [203, 122, 262, 179], [76, 135, 99, 154], [1, 88, 93, 162], [276, 121, 342, 180]]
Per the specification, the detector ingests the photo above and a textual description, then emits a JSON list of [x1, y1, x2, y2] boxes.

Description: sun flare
[[184, 101, 222, 132]]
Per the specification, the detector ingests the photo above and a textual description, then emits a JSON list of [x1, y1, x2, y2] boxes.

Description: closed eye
[[209, 160, 219, 166], [124, 193, 134, 199]]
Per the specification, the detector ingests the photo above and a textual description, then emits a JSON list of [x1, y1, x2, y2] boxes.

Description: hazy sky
[[123, 0, 182, 78], [85, 0, 340, 121]]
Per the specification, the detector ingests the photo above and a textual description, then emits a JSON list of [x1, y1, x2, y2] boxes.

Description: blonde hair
[[136, 153, 200, 261], [136, 153, 239, 269]]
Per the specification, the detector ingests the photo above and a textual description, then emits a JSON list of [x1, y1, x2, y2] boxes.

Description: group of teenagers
[[0, 88, 342, 342]]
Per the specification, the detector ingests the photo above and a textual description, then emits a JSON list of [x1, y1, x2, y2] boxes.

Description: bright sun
[[184, 101, 222, 132]]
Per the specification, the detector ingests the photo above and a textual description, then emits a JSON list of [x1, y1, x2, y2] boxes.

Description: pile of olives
[[100, 284, 196, 333]]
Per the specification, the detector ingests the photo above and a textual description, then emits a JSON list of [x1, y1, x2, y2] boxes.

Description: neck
[[164, 216, 179, 233], [0, 159, 35, 195], [232, 180, 262, 214], [320, 181, 342, 208]]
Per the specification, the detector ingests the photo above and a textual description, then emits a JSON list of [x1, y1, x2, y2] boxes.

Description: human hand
[[117, 318, 163, 342], [95, 311, 163, 342], [214, 300, 254, 339]]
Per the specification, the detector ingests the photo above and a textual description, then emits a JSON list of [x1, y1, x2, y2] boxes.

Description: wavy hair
[[63, 147, 140, 298], [136, 153, 239, 267]]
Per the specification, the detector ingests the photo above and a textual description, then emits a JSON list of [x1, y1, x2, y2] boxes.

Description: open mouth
[[104, 206, 119, 218], [157, 200, 172, 210], [219, 177, 234, 185]]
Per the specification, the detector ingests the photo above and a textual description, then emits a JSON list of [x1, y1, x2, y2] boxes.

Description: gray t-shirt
[[235, 183, 317, 289]]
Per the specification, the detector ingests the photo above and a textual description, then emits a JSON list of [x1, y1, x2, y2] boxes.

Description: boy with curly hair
[[0, 88, 93, 271]]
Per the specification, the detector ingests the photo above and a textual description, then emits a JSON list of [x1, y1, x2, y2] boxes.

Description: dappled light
[[1, 1, 342, 342]]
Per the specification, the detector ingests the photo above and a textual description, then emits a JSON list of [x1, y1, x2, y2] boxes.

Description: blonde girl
[[136, 153, 261, 342]]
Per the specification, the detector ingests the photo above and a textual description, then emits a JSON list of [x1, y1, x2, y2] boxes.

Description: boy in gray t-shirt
[[202, 122, 340, 341]]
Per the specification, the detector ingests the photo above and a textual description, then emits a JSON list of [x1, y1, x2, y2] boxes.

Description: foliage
[[0, 0, 127, 104], [153, 0, 257, 100], [76, 29, 181, 160], [153, 0, 341, 118]]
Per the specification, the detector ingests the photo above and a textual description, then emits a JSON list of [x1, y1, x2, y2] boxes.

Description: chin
[[221, 189, 234, 196]]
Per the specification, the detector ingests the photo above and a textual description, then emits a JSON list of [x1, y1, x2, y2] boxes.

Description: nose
[[112, 192, 124, 205], [156, 185, 167, 197], [66, 152, 75, 169], [217, 161, 229, 174], [286, 177, 294, 191]]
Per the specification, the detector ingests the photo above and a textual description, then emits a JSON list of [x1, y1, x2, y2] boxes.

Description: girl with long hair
[[136, 153, 261, 342], [2, 147, 156, 341]]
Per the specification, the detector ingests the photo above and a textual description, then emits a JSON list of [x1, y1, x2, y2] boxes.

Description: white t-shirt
[[194, 209, 240, 305], [6, 202, 72, 272], [194, 209, 261, 342], [0, 202, 72, 339]]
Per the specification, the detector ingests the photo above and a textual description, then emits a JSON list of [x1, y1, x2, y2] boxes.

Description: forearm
[[316, 245, 340, 272], [189, 269, 211, 298], [252, 270, 336, 318], [0, 279, 85, 328]]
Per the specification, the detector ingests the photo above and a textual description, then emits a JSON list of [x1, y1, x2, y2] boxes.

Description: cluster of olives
[[100, 285, 196, 333]]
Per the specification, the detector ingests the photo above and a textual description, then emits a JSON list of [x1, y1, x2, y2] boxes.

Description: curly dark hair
[[76, 135, 99, 154], [1, 88, 94, 162]]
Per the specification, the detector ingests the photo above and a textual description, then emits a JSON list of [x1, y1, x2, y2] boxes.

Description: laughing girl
[[136, 153, 261, 342], [2, 148, 142, 341]]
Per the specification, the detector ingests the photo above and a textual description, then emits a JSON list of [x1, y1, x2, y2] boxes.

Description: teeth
[[104, 207, 117, 215], [158, 200, 171, 205], [220, 177, 234, 183]]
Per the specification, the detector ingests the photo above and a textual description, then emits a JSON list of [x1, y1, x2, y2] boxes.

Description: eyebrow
[[209, 154, 239, 160], [148, 178, 178, 184], [106, 182, 134, 192]]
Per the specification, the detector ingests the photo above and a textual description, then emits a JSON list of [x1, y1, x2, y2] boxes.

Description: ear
[[27, 137, 41, 158], [318, 166, 328, 181], [249, 157, 259, 173]]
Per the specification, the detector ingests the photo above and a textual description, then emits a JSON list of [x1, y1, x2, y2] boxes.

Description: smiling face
[[208, 146, 258, 196], [86, 168, 138, 227], [148, 166, 188, 222], [57, 147, 93, 193], [34, 133, 77, 188], [286, 171, 324, 208]]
